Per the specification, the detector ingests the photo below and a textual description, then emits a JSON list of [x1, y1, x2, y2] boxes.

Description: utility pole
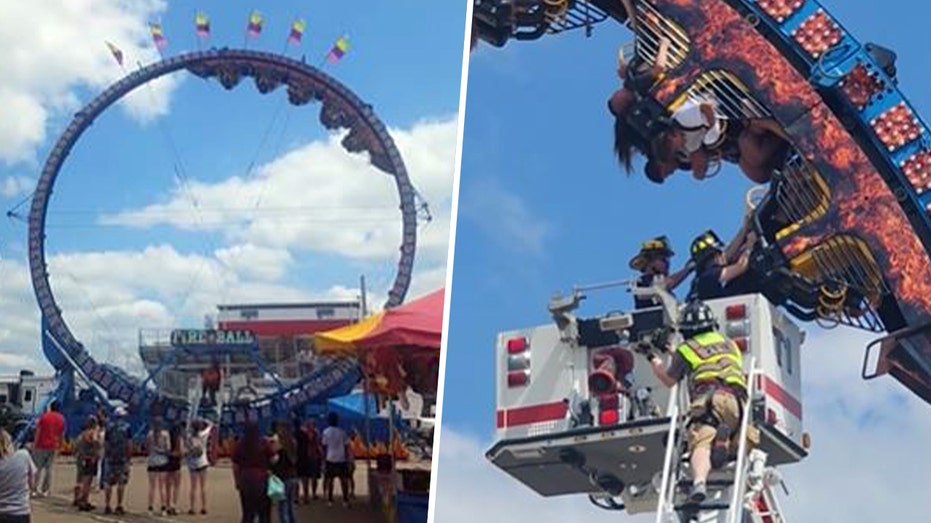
[[360, 275, 368, 318]]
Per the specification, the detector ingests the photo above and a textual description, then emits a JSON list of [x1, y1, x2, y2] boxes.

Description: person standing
[[0, 428, 36, 523], [102, 408, 132, 515], [232, 422, 274, 523], [295, 419, 322, 504], [321, 413, 350, 507], [30, 400, 65, 497], [185, 419, 212, 515], [270, 422, 298, 523], [146, 417, 170, 515], [164, 423, 184, 516], [74, 417, 102, 512]]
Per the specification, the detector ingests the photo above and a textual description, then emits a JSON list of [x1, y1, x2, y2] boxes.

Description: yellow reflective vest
[[676, 331, 747, 393]]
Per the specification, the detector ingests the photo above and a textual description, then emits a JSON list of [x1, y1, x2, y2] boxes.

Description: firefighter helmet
[[690, 230, 725, 266], [678, 299, 718, 335], [629, 236, 675, 271]]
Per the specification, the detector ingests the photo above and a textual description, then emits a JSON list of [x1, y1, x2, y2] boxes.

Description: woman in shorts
[[163, 423, 184, 516], [185, 419, 212, 515], [74, 417, 101, 512], [146, 417, 170, 515]]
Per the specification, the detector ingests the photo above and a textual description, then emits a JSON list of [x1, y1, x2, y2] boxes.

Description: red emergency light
[[725, 304, 747, 320], [734, 337, 749, 353], [507, 370, 530, 388], [507, 337, 528, 354], [598, 394, 620, 426]]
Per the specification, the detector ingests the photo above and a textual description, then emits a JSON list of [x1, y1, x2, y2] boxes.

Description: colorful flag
[[105, 41, 123, 66], [287, 19, 307, 45], [195, 12, 210, 38], [326, 35, 350, 64], [246, 11, 263, 37], [150, 22, 167, 49]]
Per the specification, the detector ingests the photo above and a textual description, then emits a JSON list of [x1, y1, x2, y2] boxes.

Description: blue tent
[[305, 392, 401, 443]]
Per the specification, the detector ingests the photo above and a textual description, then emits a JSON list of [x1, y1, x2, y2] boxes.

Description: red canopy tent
[[315, 288, 444, 399]]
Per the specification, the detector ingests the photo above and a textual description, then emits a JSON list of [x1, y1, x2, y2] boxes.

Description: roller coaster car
[[472, 0, 622, 47]]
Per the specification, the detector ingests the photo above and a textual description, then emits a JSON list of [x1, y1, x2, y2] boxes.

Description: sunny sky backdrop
[[0, 0, 465, 374], [437, 1, 931, 522]]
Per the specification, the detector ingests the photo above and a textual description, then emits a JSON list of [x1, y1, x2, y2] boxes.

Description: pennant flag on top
[[195, 12, 210, 38], [288, 19, 307, 46], [150, 22, 167, 49], [246, 11, 264, 37], [326, 35, 350, 64], [105, 41, 123, 66]]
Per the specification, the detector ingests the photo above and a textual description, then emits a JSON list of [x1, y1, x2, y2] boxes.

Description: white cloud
[[0, 247, 369, 374], [0, 0, 179, 164], [461, 177, 549, 255], [1, 175, 34, 198], [100, 117, 457, 265], [214, 244, 294, 282], [435, 326, 931, 522], [0, 353, 40, 371]]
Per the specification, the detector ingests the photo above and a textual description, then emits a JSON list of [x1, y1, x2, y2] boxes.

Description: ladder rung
[[676, 478, 734, 488], [674, 501, 731, 511]]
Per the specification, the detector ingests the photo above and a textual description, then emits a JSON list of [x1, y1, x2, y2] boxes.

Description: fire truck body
[[487, 288, 809, 514]]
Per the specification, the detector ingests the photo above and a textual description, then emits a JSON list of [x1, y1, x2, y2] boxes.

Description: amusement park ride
[[475, 0, 931, 521], [15, 45, 431, 442]]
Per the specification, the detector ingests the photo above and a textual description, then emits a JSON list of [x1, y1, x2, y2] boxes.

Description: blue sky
[[437, 1, 931, 521], [0, 0, 465, 373]]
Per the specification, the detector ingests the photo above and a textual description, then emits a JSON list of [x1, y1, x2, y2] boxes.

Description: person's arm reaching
[[648, 354, 678, 387], [666, 260, 696, 292], [724, 214, 753, 262], [721, 231, 757, 285]]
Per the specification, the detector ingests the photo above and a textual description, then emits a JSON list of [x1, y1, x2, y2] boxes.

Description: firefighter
[[629, 236, 694, 308], [641, 300, 747, 503], [686, 222, 757, 302]]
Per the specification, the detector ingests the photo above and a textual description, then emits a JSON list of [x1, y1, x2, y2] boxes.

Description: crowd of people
[[231, 412, 355, 523], [0, 400, 359, 523]]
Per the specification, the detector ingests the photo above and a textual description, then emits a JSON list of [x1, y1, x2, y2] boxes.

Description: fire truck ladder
[[653, 357, 789, 523]]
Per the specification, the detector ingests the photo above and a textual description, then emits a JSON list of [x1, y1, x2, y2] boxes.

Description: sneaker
[[689, 482, 707, 504], [115, 507, 125, 515], [104, 507, 113, 515], [327, 501, 334, 507], [201, 509, 208, 515], [343, 501, 350, 508], [188, 509, 196, 515]]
